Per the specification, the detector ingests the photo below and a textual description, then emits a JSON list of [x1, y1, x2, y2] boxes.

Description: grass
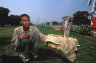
[[70, 32, 96, 63], [0, 26, 96, 63]]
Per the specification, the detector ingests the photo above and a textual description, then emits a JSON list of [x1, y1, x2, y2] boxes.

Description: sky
[[0, 0, 93, 24]]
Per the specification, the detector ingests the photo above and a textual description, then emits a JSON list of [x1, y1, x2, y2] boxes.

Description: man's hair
[[19, 14, 30, 21]]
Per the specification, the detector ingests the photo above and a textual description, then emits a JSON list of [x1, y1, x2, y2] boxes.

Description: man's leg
[[23, 43, 29, 58], [30, 32, 40, 58], [17, 42, 30, 62]]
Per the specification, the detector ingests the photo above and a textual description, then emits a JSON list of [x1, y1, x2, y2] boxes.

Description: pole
[[92, 0, 95, 11], [38, 17, 39, 25]]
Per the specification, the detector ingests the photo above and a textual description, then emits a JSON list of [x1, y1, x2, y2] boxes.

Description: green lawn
[[0, 26, 96, 63]]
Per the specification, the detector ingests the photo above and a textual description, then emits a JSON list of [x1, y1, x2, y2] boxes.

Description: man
[[11, 14, 46, 62], [89, 5, 96, 29], [89, 5, 96, 36]]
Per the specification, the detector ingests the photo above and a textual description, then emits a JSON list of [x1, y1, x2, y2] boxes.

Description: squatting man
[[11, 14, 46, 62]]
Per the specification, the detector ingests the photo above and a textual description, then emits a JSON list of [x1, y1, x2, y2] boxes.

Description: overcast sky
[[0, 0, 93, 24]]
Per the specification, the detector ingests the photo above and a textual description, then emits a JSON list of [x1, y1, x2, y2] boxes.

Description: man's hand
[[19, 34, 30, 39], [42, 35, 47, 42]]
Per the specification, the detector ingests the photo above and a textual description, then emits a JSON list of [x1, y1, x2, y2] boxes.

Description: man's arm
[[11, 28, 19, 46], [34, 27, 46, 42], [39, 32, 46, 42]]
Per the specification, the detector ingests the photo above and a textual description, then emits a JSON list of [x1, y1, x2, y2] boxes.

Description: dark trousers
[[15, 32, 39, 58], [16, 40, 35, 58]]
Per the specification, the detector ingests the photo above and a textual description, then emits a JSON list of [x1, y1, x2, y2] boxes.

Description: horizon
[[0, 0, 93, 24]]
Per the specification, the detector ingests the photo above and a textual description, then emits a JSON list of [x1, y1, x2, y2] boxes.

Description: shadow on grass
[[0, 37, 11, 47], [36, 47, 72, 63], [0, 47, 72, 63], [0, 55, 23, 63]]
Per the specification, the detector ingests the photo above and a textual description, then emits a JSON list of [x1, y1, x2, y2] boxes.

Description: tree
[[73, 11, 91, 25], [8, 15, 20, 26], [0, 7, 10, 26], [51, 21, 59, 25], [46, 22, 50, 25]]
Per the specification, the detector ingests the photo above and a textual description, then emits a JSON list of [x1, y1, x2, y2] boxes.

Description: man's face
[[21, 16, 30, 27]]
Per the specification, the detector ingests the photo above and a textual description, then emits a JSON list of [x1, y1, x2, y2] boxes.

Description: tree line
[[0, 7, 90, 26], [0, 7, 20, 26]]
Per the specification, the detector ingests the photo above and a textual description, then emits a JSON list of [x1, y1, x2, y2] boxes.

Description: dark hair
[[19, 14, 30, 21]]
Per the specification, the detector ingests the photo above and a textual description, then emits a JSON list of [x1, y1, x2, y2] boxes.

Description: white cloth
[[45, 34, 80, 62], [89, 10, 96, 18]]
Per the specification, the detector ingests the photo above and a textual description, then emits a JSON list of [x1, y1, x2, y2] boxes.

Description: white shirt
[[12, 25, 45, 47]]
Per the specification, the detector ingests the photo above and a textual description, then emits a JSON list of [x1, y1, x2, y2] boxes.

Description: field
[[0, 26, 96, 63]]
